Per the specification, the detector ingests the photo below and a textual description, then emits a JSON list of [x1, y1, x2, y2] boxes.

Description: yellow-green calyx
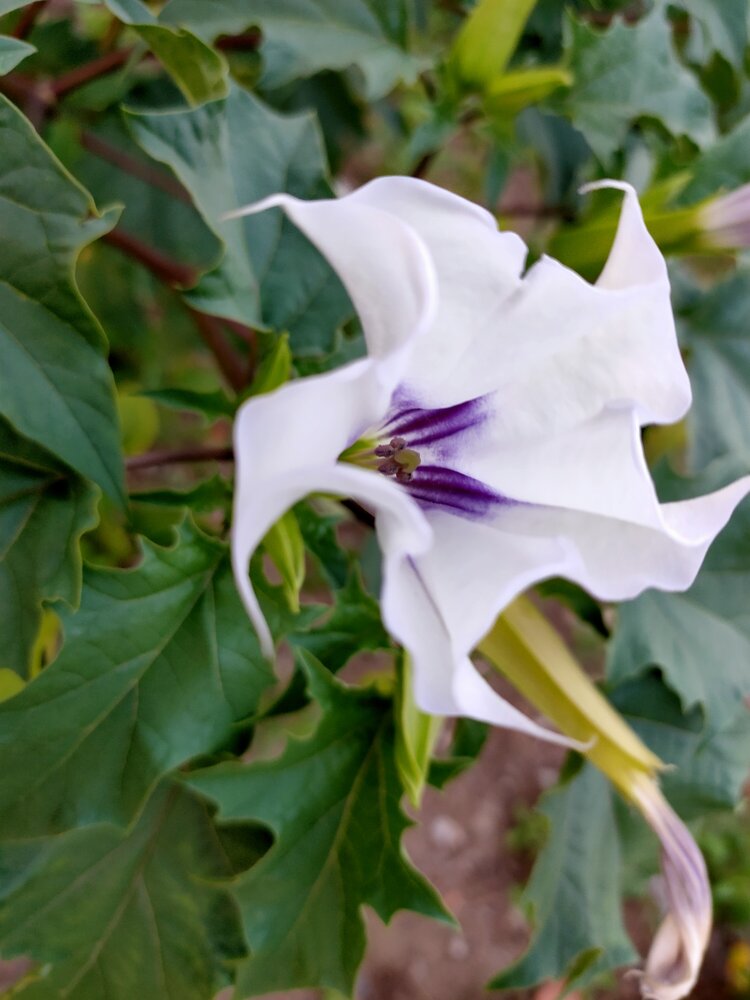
[[478, 596, 662, 797]]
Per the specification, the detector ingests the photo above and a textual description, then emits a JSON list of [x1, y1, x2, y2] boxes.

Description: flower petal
[[349, 176, 528, 404], [379, 506, 583, 746], [355, 179, 689, 428], [499, 474, 750, 603], [231, 359, 430, 654], [458, 408, 666, 529], [225, 189, 438, 367], [381, 548, 577, 746], [632, 777, 712, 1000]]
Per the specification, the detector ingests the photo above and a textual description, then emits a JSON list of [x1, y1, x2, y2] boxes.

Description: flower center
[[374, 436, 422, 484], [342, 393, 513, 520]]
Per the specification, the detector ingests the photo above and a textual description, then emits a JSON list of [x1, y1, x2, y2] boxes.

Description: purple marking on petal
[[404, 464, 513, 518], [384, 395, 491, 451]]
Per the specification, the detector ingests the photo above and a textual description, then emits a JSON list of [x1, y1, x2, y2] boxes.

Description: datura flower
[[229, 177, 750, 1000], [229, 176, 750, 740]]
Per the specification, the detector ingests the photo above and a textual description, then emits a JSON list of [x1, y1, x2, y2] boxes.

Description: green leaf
[[143, 386, 235, 420], [261, 508, 305, 614], [610, 671, 750, 818], [0, 0, 31, 13], [483, 65, 571, 119], [101, 0, 228, 105], [159, 0, 422, 99], [679, 269, 750, 468], [395, 653, 442, 807], [490, 764, 637, 991], [676, 116, 750, 205], [0, 35, 34, 73], [0, 521, 274, 837], [132, 474, 232, 513], [675, 0, 748, 69], [246, 331, 292, 397], [66, 114, 220, 275], [0, 668, 24, 702], [187, 651, 448, 996], [291, 570, 391, 671], [447, 0, 537, 91], [0, 95, 123, 499], [295, 501, 349, 589], [128, 86, 351, 357], [0, 782, 245, 1000], [0, 417, 98, 677], [564, 7, 715, 163]]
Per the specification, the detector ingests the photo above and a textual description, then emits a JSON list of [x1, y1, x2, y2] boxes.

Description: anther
[[390, 436, 407, 451], [374, 444, 395, 458], [378, 458, 400, 476], [396, 468, 414, 484]]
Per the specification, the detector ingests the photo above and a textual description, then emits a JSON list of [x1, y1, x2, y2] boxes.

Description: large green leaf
[[610, 671, 750, 818], [291, 569, 390, 671], [128, 86, 351, 356], [563, 7, 715, 162], [187, 652, 448, 996], [101, 0, 228, 105], [679, 269, 750, 468], [490, 764, 637, 991], [0, 35, 33, 73], [67, 114, 221, 273], [675, 0, 748, 68], [0, 418, 97, 677], [0, 521, 274, 837], [0, 782, 245, 1000], [676, 117, 750, 204], [0, 95, 123, 499], [159, 0, 421, 99]]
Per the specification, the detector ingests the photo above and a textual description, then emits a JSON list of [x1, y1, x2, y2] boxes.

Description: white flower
[[228, 176, 750, 745]]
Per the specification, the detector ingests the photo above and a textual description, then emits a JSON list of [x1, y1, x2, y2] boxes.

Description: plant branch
[[189, 310, 246, 393], [102, 229, 247, 391], [103, 228, 198, 286], [215, 30, 262, 51], [52, 47, 133, 99], [82, 130, 192, 203], [126, 445, 234, 471], [12, 0, 46, 39]]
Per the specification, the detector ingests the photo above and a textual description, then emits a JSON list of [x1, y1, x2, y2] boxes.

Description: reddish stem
[[103, 228, 198, 287], [52, 47, 133, 98], [216, 30, 262, 51], [82, 130, 192, 204], [189, 310, 246, 393], [12, 0, 46, 39], [126, 445, 234, 471]]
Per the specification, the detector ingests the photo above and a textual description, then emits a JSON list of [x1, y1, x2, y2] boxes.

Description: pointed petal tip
[[631, 778, 712, 1000]]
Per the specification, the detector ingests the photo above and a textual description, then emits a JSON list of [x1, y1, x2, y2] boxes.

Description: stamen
[[390, 436, 407, 451], [378, 458, 401, 475], [375, 444, 395, 458]]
